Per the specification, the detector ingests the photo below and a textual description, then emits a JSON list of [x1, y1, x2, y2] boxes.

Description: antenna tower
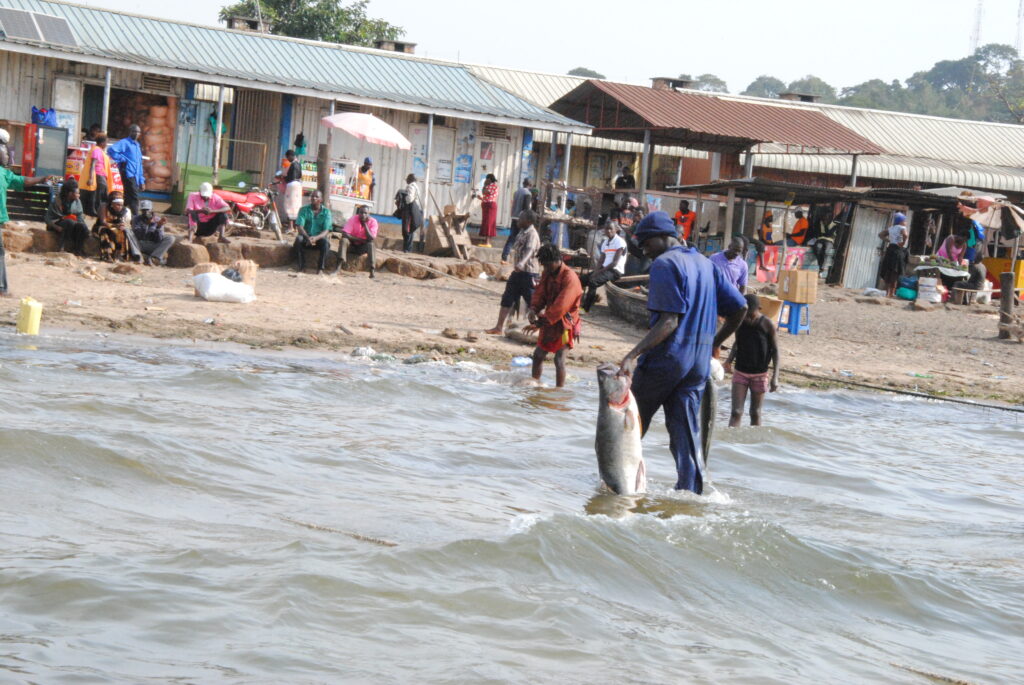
[[1017, 0, 1024, 56], [970, 0, 984, 54]]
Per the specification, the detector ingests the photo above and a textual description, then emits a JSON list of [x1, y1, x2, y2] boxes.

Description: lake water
[[1, 331, 1021, 683]]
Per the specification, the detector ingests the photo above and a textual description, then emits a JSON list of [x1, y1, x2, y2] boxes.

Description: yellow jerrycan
[[16, 297, 43, 335]]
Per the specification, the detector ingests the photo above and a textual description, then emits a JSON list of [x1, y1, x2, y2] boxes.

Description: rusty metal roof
[[551, 80, 883, 155]]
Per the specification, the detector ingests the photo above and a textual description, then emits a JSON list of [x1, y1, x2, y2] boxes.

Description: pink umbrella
[[320, 112, 411, 150]]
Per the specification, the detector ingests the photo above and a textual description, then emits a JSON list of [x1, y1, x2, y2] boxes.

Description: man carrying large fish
[[612, 211, 748, 495]]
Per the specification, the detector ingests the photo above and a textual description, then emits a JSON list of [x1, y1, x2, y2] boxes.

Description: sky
[[78, 0, 1024, 93]]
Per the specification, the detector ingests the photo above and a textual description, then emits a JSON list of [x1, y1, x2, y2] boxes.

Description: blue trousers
[[632, 367, 705, 493]]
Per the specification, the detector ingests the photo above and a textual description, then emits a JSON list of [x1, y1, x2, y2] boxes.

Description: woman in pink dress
[[477, 173, 498, 247]]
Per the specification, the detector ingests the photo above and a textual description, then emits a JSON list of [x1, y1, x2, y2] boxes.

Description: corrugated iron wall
[[289, 97, 524, 226], [843, 206, 890, 290], [232, 89, 281, 184]]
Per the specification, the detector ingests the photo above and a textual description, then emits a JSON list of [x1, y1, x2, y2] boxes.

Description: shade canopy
[[321, 112, 411, 150]]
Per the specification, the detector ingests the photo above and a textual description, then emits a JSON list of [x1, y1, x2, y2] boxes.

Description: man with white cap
[[0, 128, 11, 169], [185, 182, 230, 244], [132, 199, 175, 266]]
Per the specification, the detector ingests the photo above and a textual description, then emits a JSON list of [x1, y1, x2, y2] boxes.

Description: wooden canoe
[[605, 275, 650, 328]]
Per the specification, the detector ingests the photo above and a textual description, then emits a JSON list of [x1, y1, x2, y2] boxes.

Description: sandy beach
[[2, 235, 1022, 405]]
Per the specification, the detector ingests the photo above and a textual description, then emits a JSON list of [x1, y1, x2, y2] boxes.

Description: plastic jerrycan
[[16, 297, 43, 335]]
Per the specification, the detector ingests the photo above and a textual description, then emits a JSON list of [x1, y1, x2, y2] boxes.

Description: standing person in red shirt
[[475, 173, 499, 247], [673, 200, 696, 243], [525, 244, 582, 387]]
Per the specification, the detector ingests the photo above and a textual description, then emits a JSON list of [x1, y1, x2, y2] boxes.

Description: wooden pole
[[316, 142, 329, 203], [321, 100, 334, 200], [212, 85, 225, 186], [422, 113, 434, 251], [999, 271, 1014, 339], [638, 129, 651, 207], [101, 68, 111, 133]]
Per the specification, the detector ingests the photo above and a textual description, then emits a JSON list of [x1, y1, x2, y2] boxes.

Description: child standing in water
[[724, 293, 779, 426]]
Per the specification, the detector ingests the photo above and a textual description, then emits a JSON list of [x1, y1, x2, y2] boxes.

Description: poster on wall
[[454, 154, 473, 184], [520, 129, 533, 184], [436, 159, 453, 180], [587, 153, 608, 187], [408, 124, 456, 182], [480, 141, 494, 161]]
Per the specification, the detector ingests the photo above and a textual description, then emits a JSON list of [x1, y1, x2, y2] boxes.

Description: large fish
[[701, 358, 724, 467], [595, 363, 647, 495]]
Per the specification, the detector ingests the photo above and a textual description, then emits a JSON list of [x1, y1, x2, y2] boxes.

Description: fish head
[[596, 363, 631, 407]]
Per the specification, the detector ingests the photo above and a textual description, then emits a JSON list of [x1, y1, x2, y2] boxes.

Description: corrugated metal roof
[[750, 153, 1024, 194], [714, 92, 1024, 168], [468, 65, 585, 109], [801, 105, 1024, 168], [551, 81, 883, 155], [0, 0, 586, 131], [460, 63, 1024, 190]]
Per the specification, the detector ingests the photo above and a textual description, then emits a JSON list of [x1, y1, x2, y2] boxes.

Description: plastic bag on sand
[[862, 287, 885, 297], [193, 272, 256, 303]]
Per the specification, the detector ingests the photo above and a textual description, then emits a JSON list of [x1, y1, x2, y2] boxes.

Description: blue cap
[[363, 157, 372, 165], [894, 212, 906, 224], [633, 211, 676, 243]]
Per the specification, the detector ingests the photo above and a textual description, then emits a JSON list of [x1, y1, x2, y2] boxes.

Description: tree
[[218, 0, 402, 46], [568, 67, 606, 79], [690, 73, 728, 93], [786, 75, 837, 103], [741, 75, 786, 98], [838, 79, 906, 111]]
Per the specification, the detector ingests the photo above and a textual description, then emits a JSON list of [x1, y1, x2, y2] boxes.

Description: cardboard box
[[778, 269, 817, 303], [758, 295, 784, 321]]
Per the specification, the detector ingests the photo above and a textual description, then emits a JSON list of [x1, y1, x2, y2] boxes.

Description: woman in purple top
[[709, 236, 749, 294]]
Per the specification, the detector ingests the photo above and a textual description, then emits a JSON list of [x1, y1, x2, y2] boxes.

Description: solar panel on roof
[[33, 13, 77, 47], [0, 7, 42, 41]]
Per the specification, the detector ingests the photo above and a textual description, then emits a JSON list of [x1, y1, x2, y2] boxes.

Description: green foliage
[[691, 73, 728, 93], [837, 44, 1024, 123], [787, 75, 838, 103], [741, 75, 787, 98], [218, 0, 402, 46], [568, 67, 606, 79]]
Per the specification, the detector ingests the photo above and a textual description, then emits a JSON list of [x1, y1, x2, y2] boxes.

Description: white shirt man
[[582, 223, 627, 312]]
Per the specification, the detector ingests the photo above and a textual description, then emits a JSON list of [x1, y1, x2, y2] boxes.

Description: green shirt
[[296, 204, 333, 237], [0, 168, 26, 225]]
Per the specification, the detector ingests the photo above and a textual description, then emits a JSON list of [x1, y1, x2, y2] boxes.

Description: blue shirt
[[965, 219, 986, 263], [107, 137, 145, 185], [640, 246, 747, 389]]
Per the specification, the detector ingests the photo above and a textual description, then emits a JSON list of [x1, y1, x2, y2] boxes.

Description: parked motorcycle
[[214, 183, 283, 241]]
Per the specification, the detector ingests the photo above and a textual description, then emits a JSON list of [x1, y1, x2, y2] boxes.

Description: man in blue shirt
[[107, 125, 144, 215], [618, 212, 748, 493]]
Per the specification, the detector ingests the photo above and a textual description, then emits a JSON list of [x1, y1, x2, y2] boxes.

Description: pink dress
[[480, 182, 498, 238]]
